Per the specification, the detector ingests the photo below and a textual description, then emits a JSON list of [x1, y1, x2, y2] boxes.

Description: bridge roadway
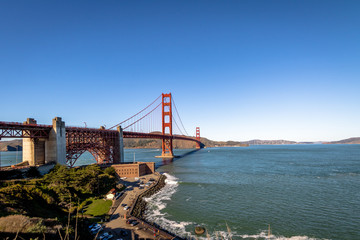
[[0, 121, 201, 143], [0, 118, 202, 167], [123, 130, 201, 142]]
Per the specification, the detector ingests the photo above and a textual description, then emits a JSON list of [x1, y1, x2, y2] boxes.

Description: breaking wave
[[143, 173, 194, 236], [143, 173, 329, 240], [189, 230, 329, 240], [237, 230, 330, 240]]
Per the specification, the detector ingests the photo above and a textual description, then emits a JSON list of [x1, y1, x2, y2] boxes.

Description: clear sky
[[1, 0, 359, 142]]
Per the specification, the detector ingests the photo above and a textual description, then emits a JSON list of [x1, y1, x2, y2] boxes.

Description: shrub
[[104, 167, 116, 176], [28, 219, 47, 233]]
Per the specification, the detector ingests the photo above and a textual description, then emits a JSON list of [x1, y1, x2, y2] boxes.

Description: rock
[[195, 226, 205, 235]]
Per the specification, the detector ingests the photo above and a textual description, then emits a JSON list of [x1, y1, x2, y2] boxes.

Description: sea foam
[[238, 230, 329, 240], [144, 173, 329, 240], [144, 173, 194, 237]]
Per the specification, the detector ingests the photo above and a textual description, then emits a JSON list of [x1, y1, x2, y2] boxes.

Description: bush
[[28, 219, 47, 233], [0, 164, 117, 220], [104, 167, 116, 176]]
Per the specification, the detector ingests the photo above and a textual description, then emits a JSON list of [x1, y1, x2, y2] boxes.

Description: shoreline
[[103, 172, 183, 240], [129, 173, 182, 239]]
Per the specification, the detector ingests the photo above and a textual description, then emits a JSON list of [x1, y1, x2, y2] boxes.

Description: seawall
[[129, 173, 184, 240]]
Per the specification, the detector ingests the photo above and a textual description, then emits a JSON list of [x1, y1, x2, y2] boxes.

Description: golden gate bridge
[[0, 93, 203, 167]]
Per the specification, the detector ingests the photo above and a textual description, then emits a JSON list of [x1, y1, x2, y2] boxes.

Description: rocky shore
[[129, 174, 184, 239], [131, 173, 166, 219]]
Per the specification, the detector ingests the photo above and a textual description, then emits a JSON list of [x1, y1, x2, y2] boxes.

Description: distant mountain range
[[1, 137, 359, 152], [323, 137, 360, 144]]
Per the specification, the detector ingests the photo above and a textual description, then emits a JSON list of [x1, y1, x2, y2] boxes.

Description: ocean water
[[1, 145, 359, 239], [144, 145, 360, 240]]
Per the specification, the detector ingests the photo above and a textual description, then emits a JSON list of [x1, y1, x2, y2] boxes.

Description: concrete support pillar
[[22, 118, 45, 166], [45, 117, 66, 165], [117, 126, 124, 163], [22, 137, 35, 165]]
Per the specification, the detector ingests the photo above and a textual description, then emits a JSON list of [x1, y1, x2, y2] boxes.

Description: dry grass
[[0, 215, 32, 233], [0, 215, 61, 234]]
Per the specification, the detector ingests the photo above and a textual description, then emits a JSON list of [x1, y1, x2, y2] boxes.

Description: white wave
[[239, 230, 329, 240], [165, 174, 179, 185], [144, 174, 329, 240], [144, 173, 194, 236], [192, 230, 330, 240]]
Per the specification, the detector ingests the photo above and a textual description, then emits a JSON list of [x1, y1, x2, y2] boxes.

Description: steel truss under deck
[[66, 127, 120, 167]]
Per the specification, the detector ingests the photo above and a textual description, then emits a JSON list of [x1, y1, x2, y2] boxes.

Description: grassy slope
[[84, 199, 112, 217]]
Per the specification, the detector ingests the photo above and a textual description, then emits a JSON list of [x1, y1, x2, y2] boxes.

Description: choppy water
[[145, 145, 360, 240], [2, 145, 359, 239]]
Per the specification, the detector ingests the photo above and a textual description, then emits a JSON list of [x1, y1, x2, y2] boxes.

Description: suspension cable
[[124, 102, 162, 130], [173, 117, 184, 135], [108, 94, 162, 130], [172, 96, 189, 136]]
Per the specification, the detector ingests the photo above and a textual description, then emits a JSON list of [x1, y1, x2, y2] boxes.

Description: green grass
[[83, 199, 112, 217]]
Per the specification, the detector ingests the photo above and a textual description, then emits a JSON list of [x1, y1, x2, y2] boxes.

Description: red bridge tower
[[160, 93, 173, 158], [196, 127, 201, 149]]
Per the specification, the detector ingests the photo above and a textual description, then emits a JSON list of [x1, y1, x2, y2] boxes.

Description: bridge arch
[[66, 127, 121, 167]]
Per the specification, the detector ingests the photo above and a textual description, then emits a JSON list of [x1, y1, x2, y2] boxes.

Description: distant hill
[[323, 137, 360, 144], [0, 137, 249, 151], [124, 136, 249, 148], [193, 137, 249, 148], [1, 137, 359, 152], [243, 139, 297, 145], [0, 140, 22, 152]]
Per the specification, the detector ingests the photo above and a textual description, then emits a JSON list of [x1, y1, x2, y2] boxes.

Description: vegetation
[[0, 164, 117, 224], [83, 199, 112, 217]]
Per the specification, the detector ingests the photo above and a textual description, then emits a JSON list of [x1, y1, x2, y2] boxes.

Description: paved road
[[101, 173, 165, 240]]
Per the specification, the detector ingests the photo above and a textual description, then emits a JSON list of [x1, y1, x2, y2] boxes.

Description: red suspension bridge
[[0, 93, 203, 167]]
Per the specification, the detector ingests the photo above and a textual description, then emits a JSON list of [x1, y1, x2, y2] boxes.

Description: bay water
[[1, 145, 359, 239]]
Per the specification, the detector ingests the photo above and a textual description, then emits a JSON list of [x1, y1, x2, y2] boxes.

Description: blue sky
[[1, 0, 359, 142]]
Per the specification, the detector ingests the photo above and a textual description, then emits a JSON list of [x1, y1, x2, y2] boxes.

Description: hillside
[[243, 139, 297, 145], [124, 136, 252, 148], [2, 137, 360, 152], [1, 138, 247, 151], [0, 139, 22, 152], [125, 137, 297, 147], [0, 165, 116, 239], [323, 137, 360, 144]]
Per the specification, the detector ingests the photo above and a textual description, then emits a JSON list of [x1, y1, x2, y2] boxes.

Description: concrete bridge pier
[[117, 126, 124, 163], [45, 117, 66, 165], [22, 118, 46, 166], [22, 117, 66, 166]]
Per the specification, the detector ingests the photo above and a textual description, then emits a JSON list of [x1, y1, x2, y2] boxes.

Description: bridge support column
[[45, 117, 66, 165], [196, 127, 201, 149], [159, 93, 174, 158], [22, 118, 46, 166], [117, 126, 124, 163]]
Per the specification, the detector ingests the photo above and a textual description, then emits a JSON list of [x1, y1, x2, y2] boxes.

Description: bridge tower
[[196, 127, 201, 149], [161, 93, 173, 158]]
